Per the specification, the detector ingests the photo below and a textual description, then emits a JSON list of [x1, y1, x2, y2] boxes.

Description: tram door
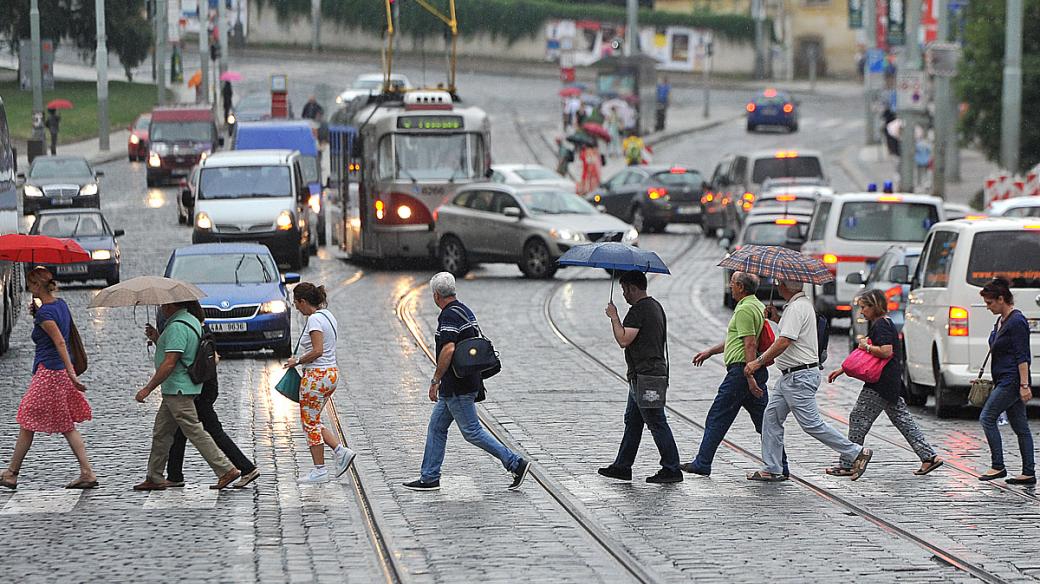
[[327, 126, 358, 256]]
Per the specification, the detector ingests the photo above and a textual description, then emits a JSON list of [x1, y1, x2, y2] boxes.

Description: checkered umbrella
[[717, 245, 834, 284]]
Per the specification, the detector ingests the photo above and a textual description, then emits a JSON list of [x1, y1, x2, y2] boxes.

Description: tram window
[[378, 136, 395, 180], [467, 191, 494, 212], [392, 133, 484, 181]]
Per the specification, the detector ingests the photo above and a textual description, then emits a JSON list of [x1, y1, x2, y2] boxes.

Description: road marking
[[0, 491, 82, 515], [143, 485, 219, 509]]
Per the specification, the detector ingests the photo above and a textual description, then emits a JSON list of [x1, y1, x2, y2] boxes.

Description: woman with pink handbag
[[825, 289, 942, 476]]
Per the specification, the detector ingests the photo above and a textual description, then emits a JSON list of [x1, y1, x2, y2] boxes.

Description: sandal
[[825, 466, 855, 477], [913, 456, 944, 476], [0, 469, 17, 490], [746, 470, 788, 482], [850, 448, 873, 481], [65, 478, 99, 490]]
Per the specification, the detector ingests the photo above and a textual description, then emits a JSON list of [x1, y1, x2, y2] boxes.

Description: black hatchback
[[586, 165, 704, 233]]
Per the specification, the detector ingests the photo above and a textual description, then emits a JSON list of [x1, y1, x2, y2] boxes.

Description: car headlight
[[260, 300, 287, 314], [79, 183, 98, 196], [622, 228, 638, 243], [23, 184, 43, 197], [129, 134, 140, 145], [148, 151, 161, 167], [91, 249, 112, 261], [276, 210, 293, 230], [227, 113, 236, 125], [195, 212, 213, 230], [336, 95, 344, 104], [550, 228, 587, 243], [308, 193, 321, 214]]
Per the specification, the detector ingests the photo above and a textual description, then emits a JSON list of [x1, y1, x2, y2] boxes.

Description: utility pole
[[752, 0, 766, 79], [198, 5, 209, 104], [898, 0, 923, 192], [624, 0, 638, 57], [156, 0, 167, 105], [29, 0, 45, 157], [1000, 0, 1023, 172], [863, 0, 879, 145], [931, 0, 950, 197], [702, 40, 712, 119], [311, 0, 321, 52], [96, 0, 109, 151], [217, 0, 228, 77]]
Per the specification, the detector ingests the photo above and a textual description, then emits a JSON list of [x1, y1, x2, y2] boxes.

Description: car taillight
[[746, 103, 756, 112], [884, 286, 902, 312], [701, 193, 714, 204], [783, 103, 794, 113], [648, 187, 667, 200], [949, 306, 969, 336]]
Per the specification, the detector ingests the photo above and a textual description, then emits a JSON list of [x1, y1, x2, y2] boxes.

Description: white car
[[986, 197, 1040, 218], [902, 218, 1040, 417], [336, 73, 412, 105], [491, 164, 576, 193]]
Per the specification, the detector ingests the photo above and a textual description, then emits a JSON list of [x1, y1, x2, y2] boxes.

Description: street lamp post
[[96, 0, 110, 151], [932, 0, 951, 197], [752, 0, 766, 79], [29, 0, 45, 154], [624, 0, 637, 57], [1000, 0, 1024, 172], [898, 0, 923, 192], [156, 0, 167, 105]]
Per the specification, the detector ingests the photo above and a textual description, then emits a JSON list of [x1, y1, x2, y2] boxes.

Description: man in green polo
[[682, 272, 788, 477], [132, 301, 240, 491]]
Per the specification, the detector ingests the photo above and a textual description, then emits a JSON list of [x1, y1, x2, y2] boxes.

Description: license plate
[[1030, 319, 1040, 334], [209, 322, 247, 333], [678, 205, 697, 214], [50, 198, 73, 206], [56, 264, 88, 275], [761, 107, 777, 116]]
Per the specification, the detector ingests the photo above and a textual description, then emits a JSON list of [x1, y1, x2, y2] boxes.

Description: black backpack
[[816, 314, 830, 365], [172, 321, 218, 384]]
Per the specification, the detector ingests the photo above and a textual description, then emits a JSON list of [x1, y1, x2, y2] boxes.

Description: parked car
[[901, 218, 1040, 417], [18, 155, 103, 215], [746, 88, 799, 132], [147, 106, 220, 187], [491, 164, 576, 193], [719, 212, 810, 308], [29, 208, 122, 286], [797, 192, 944, 323], [336, 73, 412, 105], [164, 243, 300, 356], [845, 244, 922, 353], [435, 184, 638, 279], [586, 165, 693, 232], [128, 113, 151, 162], [986, 197, 1040, 218]]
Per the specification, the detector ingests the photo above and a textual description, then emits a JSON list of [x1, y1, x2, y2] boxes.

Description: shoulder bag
[[633, 303, 669, 408], [968, 315, 1007, 407], [449, 307, 501, 380], [840, 318, 894, 384], [67, 319, 88, 377], [274, 311, 338, 403]]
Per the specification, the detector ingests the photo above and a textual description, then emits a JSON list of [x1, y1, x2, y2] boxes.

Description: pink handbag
[[841, 344, 892, 384]]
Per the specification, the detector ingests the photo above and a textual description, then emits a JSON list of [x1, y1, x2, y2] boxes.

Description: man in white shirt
[[744, 280, 873, 481]]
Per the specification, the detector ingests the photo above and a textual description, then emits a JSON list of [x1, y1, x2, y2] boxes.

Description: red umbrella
[[559, 87, 583, 98], [581, 122, 612, 142], [46, 99, 74, 110], [0, 234, 90, 264]]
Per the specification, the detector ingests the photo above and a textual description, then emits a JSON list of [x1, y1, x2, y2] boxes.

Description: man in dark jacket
[[301, 96, 324, 121], [403, 272, 531, 491]]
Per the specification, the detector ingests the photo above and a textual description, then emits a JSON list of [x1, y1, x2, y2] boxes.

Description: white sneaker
[[335, 447, 357, 478], [297, 468, 331, 484]]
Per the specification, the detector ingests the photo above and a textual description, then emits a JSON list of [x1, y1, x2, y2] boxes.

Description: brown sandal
[[825, 466, 855, 477], [746, 470, 788, 482], [913, 456, 944, 476], [1, 469, 17, 490]]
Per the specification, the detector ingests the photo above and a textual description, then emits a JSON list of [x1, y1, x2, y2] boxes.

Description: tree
[[2, 0, 153, 81], [958, 0, 1040, 172]]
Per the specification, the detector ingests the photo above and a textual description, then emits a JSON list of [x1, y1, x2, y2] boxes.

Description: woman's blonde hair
[[856, 288, 888, 315], [27, 266, 57, 293]]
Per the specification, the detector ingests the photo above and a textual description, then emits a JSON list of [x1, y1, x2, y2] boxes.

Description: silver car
[[435, 184, 638, 279]]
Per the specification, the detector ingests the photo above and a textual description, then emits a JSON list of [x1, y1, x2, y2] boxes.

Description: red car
[[128, 113, 150, 162]]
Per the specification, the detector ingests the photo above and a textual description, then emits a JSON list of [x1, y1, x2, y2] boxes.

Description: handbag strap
[[976, 314, 1008, 379], [449, 305, 483, 339], [296, 310, 337, 357]]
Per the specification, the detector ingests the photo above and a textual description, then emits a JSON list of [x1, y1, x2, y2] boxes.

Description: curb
[[646, 113, 742, 148]]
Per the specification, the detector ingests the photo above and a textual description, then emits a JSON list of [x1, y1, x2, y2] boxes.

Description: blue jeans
[[420, 392, 522, 482], [690, 364, 788, 475], [613, 382, 681, 473], [980, 376, 1035, 476]]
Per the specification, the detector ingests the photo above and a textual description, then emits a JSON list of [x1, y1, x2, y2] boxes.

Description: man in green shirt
[[132, 302, 240, 491], [682, 272, 788, 477]]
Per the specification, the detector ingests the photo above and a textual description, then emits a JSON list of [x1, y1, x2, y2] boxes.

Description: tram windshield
[[379, 133, 484, 182]]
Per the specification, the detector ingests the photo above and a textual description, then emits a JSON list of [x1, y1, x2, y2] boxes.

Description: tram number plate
[[397, 116, 464, 130]]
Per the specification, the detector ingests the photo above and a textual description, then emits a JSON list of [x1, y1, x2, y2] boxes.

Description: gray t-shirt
[[775, 292, 819, 371]]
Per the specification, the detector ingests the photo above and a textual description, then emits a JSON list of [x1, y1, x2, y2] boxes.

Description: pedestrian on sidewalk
[[1, 267, 96, 491], [825, 289, 942, 476], [976, 278, 1035, 485], [578, 144, 602, 195], [301, 95, 324, 121], [654, 76, 670, 132], [287, 283, 356, 485], [159, 303, 260, 489], [133, 301, 240, 491], [683, 272, 788, 477], [45, 109, 60, 155], [222, 81, 234, 126], [600, 270, 683, 484], [403, 272, 531, 492], [745, 280, 873, 482], [622, 131, 644, 167], [604, 108, 622, 159]]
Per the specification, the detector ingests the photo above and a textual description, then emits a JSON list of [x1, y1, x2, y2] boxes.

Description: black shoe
[[680, 462, 709, 476], [509, 459, 531, 490], [598, 465, 632, 481], [402, 479, 440, 491], [646, 469, 683, 484], [978, 469, 1007, 482], [1006, 475, 1037, 485]]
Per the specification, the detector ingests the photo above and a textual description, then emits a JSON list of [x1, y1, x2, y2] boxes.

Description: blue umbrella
[[557, 242, 670, 301]]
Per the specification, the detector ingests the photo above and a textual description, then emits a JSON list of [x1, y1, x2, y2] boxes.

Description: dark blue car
[[164, 243, 300, 356], [746, 88, 798, 133]]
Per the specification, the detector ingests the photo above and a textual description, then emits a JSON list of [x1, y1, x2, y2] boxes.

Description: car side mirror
[[283, 272, 301, 284], [181, 189, 193, 209], [845, 272, 864, 285], [113, 229, 125, 237], [503, 207, 522, 219], [94, 170, 104, 179], [889, 265, 910, 285], [785, 224, 806, 245]]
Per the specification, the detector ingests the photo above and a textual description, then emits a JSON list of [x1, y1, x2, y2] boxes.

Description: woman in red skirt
[[0, 267, 96, 490]]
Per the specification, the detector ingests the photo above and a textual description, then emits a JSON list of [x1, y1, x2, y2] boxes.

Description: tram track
[[542, 244, 1014, 584]]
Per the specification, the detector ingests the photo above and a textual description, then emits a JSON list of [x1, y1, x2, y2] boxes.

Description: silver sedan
[[434, 184, 638, 278]]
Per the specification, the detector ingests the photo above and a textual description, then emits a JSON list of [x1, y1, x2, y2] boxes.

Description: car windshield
[[966, 231, 1040, 287], [170, 253, 278, 284], [389, 133, 484, 181], [34, 213, 108, 237], [30, 158, 92, 179], [150, 121, 211, 142], [653, 170, 703, 187], [837, 201, 939, 242], [199, 166, 292, 199], [751, 157, 823, 184], [753, 199, 816, 214], [519, 190, 596, 215], [514, 167, 560, 181], [352, 78, 383, 90], [134, 116, 151, 131], [743, 222, 799, 246]]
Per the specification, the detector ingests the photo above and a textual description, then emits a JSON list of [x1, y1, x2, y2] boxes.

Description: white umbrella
[[88, 276, 206, 309]]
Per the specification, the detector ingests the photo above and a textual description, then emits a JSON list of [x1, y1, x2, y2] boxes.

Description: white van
[[799, 192, 944, 322], [901, 218, 1040, 417], [190, 150, 312, 270]]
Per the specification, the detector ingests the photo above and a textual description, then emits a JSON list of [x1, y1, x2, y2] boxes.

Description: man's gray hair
[[733, 272, 760, 295], [779, 279, 804, 293], [430, 272, 457, 298]]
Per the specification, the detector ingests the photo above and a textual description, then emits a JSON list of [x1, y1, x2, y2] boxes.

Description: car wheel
[[789, 123, 799, 133], [520, 239, 554, 279], [274, 340, 293, 358], [146, 176, 157, 188], [902, 346, 927, 406], [747, 122, 756, 132], [933, 352, 956, 418], [439, 236, 470, 277], [631, 206, 647, 233]]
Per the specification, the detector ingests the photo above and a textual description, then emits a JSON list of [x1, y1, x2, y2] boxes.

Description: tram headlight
[[276, 210, 294, 231], [375, 200, 385, 220], [397, 204, 412, 220], [195, 212, 213, 230]]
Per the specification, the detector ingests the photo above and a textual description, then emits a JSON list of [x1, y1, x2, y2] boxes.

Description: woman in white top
[[285, 283, 355, 484]]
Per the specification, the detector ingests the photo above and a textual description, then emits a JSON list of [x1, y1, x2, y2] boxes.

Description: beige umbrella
[[88, 276, 206, 309]]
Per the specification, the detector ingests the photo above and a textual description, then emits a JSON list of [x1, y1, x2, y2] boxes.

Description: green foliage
[[1, 0, 153, 81], [256, 0, 756, 44], [958, 0, 1040, 171]]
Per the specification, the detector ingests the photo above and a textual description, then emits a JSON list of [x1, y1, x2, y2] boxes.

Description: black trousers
[[166, 379, 256, 482]]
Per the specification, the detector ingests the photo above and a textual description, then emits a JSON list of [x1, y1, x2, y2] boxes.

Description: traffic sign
[[866, 48, 886, 74], [896, 69, 928, 112], [926, 42, 961, 77]]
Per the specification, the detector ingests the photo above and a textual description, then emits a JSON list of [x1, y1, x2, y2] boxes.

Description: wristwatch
[[431, 378, 441, 385]]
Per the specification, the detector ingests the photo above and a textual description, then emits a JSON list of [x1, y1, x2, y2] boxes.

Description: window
[[1004, 206, 1040, 218], [750, 157, 823, 184], [743, 223, 793, 246], [624, 171, 648, 186], [730, 157, 748, 184], [170, 253, 279, 285], [392, 133, 485, 181], [604, 171, 630, 190], [653, 170, 703, 187], [199, 166, 292, 199], [466, 191, 494, 212], [867, 252, 893, 285], [966, 231, 1040, 287], [377, 135, 394, 180], [452, 191, 471, 206], [808, 202, 831, 241], [150, 121, 212, 143], [518, 190, 596, 215], [134, 116, 151, 130], [514, 167, 559, 181], [491, 171, 506, 183], [921, 230, 958, 288], [30, 158, 93, 179], [837, 202, 939, 242], [34, 213, 109, 237], [491, 192, 520, 214]]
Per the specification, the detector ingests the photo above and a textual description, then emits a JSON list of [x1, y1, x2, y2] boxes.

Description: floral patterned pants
[[299, 367, 338, 446]]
